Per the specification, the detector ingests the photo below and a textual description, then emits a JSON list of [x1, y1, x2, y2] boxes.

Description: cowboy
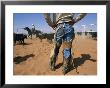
[[32, 24, 36, 35], [44, 13, 86, 74]]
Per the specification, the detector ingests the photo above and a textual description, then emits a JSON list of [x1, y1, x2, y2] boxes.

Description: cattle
[[36, 33, 54, 43], [14, 33, 27, 45], [90, 32, 97, 40], [23, 27, 42, 39], [85, 32, 97, 40], [22, 27, 55, 43], [77, 32, 82, 36], [76, 31, 97, 40]]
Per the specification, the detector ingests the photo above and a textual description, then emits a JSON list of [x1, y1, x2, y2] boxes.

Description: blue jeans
[[54, 23, 74, 44], [54, 23, 75, 60]]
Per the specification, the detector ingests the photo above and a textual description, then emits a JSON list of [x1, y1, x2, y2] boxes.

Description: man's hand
[[68, 19, 75, 25], [52, 24, 57, 30]]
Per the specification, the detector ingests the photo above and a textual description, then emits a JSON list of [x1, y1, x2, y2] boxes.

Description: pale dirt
[[13, 35, 97, 75]]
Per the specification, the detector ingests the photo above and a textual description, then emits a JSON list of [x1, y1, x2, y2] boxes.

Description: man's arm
[[74, 13, 87, 23], [44, 13, 56, 29]]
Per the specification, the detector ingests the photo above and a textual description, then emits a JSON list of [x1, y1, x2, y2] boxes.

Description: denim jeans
[[50, 22, 75, 71], [54, 23, 75, 45]]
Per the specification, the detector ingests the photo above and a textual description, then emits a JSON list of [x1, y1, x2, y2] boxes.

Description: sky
[[13, 13, 97, 34]]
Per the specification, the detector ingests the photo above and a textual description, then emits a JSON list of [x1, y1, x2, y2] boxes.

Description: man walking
[[44, 13, 86, 74]]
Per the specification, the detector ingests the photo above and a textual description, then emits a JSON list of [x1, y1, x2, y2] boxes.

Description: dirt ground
[[13, 35, 97, 75]]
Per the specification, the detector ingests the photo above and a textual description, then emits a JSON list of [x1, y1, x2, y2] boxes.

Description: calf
[[36, 33, 54, 43], [14, 33, 27, 45], [89, 32, 97, 40]]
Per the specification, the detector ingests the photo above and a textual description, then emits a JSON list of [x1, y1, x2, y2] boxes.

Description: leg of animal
[[18, 40, 20, 44], [14, 34, 16, 45], [14, 40, 16, 45], [28, 34, 32, 39], [31, 34, 32, 39], [22, 38, 24, 45], [28, 34, 30, 38]]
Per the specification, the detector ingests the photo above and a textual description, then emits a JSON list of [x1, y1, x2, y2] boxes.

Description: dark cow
[[44, 33, 54, 42], [22, 27, 54, 43], [77, 32, 82, 36], [87, 32, 97, 40], [90, 32, 97, 40], [36, 33, 54, 43], [14, 33, 27, 45]]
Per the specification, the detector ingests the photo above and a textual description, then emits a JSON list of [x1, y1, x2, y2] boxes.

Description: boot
[[62, 58, 70, 75], [49, 45, 60, 71], [62, 48, 72, 75], [62, 56, 73, 75], [49, 55, 56, 71]]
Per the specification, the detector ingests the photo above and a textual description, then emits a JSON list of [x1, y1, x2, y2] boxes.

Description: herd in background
[[13, 27, 54, 45], [13, 26, 97, 45], [76, 31, 97, 39]]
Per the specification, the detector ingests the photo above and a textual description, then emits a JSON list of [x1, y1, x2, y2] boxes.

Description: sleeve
[[43, 13, 54, 27], [74, 13, 87, 23]]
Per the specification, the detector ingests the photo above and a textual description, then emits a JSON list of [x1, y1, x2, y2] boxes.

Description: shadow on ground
[[55, 54, 96, 75], [14, 43, 32, 46], [14, 54, 35, 64], [72, 54, 96, 74]]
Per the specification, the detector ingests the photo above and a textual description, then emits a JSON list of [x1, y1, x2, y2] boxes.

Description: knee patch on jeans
[[63, 48, 71, 59]]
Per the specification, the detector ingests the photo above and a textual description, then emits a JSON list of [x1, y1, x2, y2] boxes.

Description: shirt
[[44, 13, 86, 27]]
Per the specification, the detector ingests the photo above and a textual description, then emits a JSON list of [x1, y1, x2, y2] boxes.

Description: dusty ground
[[13, 35, 97, 75]]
